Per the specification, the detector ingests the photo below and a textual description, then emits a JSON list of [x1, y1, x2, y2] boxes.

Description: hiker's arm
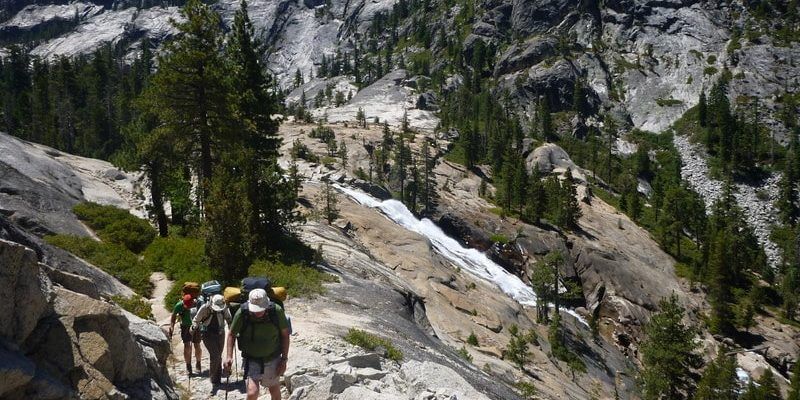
[[223, 329, 236, 371], [191, 305, 207, 330], [168, 311, 176, 336], [277, 328, 290, 375]]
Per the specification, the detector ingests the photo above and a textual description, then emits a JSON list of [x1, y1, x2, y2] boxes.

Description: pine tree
[[524, 165, 547, 224], [788, 354, 800, 400], [339, 139, 348, 171], [694, 352, 739, 400], [420, 138, 437, 215], [779, 134, 799, 225], [707, 228, 735, 335], [227, 0, 297, 243], [530, 251, 562, 322], [539, 98, 554, 142], [318, 178, 340, 224], [205, 152, 255, 284], [504, 324, 534, 370], [394, 130, 410, 201], [640, 295, 701, 400], [755, 369, 783, 400], [294, 68, 303, 88], [572, 80, 588, 116], [140, 0, 232, 210], [698, 90, 708, 127], [557, 169, 582, 229]]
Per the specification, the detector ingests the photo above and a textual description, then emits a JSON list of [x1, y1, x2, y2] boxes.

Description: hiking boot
[[195, 362, 201, 372], [186, 364, 192, 375]]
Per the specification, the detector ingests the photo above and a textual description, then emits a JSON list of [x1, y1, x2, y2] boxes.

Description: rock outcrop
[[0, 238, 176, 400]]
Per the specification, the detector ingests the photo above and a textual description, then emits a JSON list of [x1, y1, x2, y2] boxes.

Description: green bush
[[112, 295, 153, 320], [142, 236, 211, 309], [457, 346, 473, 362], [45, 235, 152, 296], [467, 331, 479, 346], [249, 260, 338, 298], [344, 328, 403, 362], [144, 236, 205, 278], [73, 202, 155, 253]]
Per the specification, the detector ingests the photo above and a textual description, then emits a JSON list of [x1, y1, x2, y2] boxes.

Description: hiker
[[192, 294, 231, 390], [224, 288, 290, 400], [169, 294, 203, 375]]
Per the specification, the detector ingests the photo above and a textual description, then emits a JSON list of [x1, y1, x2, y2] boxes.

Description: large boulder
[[0, 237, 177, 400], [0, 239, 51, 346]]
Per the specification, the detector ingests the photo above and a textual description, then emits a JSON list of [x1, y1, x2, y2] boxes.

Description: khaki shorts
[[245, 357, 281, 388]]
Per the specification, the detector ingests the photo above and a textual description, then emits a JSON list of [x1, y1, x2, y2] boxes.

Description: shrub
[[467, 331, 479, 346], [703, 66, 718, 76], [112, 295, 153, 320], [344, 328, 403, 361], [515, 381, 537, 399], [45, 235, 152, 296], [656, 98, 684, 107], [142, 236, 211, 309], [457, 346, 473, 362], [249, 260, 338, 298], [489, 234, 509, 244], [73, 202, 155, 253]]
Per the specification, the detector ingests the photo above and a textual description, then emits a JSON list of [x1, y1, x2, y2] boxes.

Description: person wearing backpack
[[169, 294, 203, 374], [192, 294, 231, 391], [223, 288, 290, 400]]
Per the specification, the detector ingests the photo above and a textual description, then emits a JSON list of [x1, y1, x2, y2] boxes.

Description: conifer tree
[[694, 352, 739, 400], [698, 90, 708, 127], [788, 354, 800, 400], [318, 178, 340, 224], [227, 0, 298, 243], [420, 138, 437, 215], [640, 295, 701, 400], [394, 129, 410, 201], [524, 165, 547, 224], [206, 152, 255, 284], [557, 169, 582, 229], [141, 0, 232, 210]]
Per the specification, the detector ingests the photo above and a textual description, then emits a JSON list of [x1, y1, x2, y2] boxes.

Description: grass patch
[[656, 98, 684, 107], [249, 260, 338, 298], [344, 328, 403, 361], [73, 202, 155, 253], [45, 235, 152, 296], [112, 295, 153, 320], [489, 233, 509, 244]]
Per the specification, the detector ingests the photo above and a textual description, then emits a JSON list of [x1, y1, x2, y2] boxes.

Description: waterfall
[[336, 184, 588, 326]]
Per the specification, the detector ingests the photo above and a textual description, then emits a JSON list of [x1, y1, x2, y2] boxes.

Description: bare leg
[[268, 384, 281, 400], [194, 340, 202, 370], [183, 343, 191, 371], [246, 377, 260, 400]]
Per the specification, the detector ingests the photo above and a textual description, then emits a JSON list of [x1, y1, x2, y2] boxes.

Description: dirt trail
[[150, 272, 173, 326]]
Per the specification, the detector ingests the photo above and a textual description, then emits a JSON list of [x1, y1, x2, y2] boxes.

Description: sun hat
[[248, 288, 269, 313], [210, 294, 226, 312]]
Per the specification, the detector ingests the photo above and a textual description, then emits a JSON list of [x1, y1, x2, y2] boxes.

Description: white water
[[336, 185, 588, 326]]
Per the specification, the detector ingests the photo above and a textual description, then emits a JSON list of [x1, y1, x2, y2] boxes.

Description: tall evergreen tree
[[524, 165, 547, 224], [788, 354, 800, 400], [640, 295, 701, 400], [141, 0, 232, 210], [206, 152, 255, 284], [694, 352, 739, 400]]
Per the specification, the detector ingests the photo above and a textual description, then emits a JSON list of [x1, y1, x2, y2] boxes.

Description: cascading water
[[336, 184, 588, 326]]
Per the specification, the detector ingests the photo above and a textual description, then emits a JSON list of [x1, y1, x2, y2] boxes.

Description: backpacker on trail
[[224, 278, 291, 400]]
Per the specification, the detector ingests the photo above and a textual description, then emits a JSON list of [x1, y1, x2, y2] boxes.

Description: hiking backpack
[[200, 280, 223, 303]]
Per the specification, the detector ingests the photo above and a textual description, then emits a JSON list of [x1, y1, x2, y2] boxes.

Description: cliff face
[[0, 235, 176, 400], [1, 0, 796, 136], [0, 132, 175, 399]]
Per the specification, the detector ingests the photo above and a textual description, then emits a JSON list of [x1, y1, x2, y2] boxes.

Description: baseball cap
[[248, 288, 269, 313]]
